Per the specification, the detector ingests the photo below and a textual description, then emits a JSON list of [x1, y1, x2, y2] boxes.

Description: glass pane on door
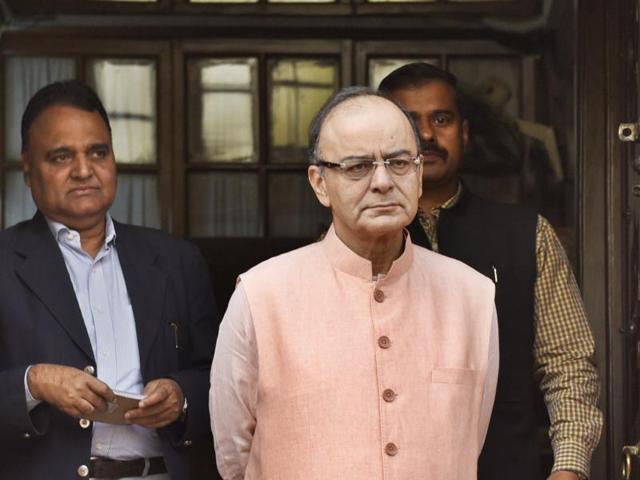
[[188, 172, 261, 237], [368, 57, 440, 88], [4, 56, 75, 161], [268, 173, 331, 237], [88, 59, 157, 164], [110, 174, 160, 228], [269, 57, 339, 163], [4, 170, 36, 227], [188, 58, 258, 163]]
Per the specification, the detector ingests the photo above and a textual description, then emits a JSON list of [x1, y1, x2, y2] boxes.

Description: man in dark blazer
[[0, 80, 218, 479]]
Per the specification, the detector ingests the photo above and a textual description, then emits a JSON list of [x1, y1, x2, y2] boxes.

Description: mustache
[[420, 142, 448, 159]]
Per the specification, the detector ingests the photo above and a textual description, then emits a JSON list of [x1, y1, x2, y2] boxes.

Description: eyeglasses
[[316, 155, 422, 181]]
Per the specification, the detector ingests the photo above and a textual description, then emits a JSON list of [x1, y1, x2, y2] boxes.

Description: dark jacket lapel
[[114, 222, 168, 372], [14, 212, 95, 361]]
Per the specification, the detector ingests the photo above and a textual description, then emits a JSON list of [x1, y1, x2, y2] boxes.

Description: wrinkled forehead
[[319, 96, 416, 157]]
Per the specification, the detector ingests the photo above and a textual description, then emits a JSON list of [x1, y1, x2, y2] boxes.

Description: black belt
[[89, 456, 167, 478]]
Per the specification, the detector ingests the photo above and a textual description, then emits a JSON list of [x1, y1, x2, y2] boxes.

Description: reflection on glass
[[369, 58, 440, 88], [448, 58, 521, 118], [88, 59, 157, 164], [110, 174, 160, 228], [269, 173, 331, 237], [4, 57, 75, 161], [189, 58, 258, 163], [189, 173, 261, 237], [4, 170, 36, 228], [269, 58, 338, 163]]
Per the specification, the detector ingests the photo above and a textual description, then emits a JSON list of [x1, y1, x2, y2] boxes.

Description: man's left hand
[[124, 378, 184, 429], [548, 471, 580, 480]]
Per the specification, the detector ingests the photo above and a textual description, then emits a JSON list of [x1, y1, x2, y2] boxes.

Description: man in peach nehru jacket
[[210, 86, 499, 480]]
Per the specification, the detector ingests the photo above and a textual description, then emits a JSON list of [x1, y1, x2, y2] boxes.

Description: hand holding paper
[[124, 378, 184, 429]]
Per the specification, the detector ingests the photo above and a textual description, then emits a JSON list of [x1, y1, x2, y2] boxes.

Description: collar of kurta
[[321, 224, 414, 283]]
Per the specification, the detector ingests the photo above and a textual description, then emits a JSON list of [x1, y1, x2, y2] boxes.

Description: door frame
[[577, 0, 637, 478]]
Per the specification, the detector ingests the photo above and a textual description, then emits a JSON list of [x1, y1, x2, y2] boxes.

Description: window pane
[[110, 174, 160, 228], [4, 57, 75, 161], [269, 173, 331, 237], [448, 58, 521, 118], [188, 58, 258, 163], [4, 170, 36, 228], [188, 172, 261, 237], [369, 58, 440, 88], [88, 59, 157, 164], [269, 58, 338, 163]]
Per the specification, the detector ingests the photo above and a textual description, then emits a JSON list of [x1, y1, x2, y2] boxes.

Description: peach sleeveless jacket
[[239, 226, 495, 480]]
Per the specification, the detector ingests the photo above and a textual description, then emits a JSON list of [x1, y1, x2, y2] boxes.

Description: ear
[[462, 119, 470, 151], [308, 165, 331, 208], [21, 152, 31, 187]]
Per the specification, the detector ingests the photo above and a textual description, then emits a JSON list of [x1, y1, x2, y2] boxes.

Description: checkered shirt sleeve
[[533, 215, 603, 479]]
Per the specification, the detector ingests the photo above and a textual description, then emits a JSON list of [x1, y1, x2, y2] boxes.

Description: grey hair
[[307, 86, 421, 164]]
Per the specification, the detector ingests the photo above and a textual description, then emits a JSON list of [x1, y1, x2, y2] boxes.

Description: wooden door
[[619, 2, 640, 478]]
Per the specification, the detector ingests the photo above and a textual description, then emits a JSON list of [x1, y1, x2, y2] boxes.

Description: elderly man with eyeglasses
[[209, 86, 499, 480]]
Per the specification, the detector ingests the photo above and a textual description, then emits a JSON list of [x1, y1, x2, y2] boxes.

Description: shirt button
[[385, 442, 398, 456], [77, 464, 89, 477], [183, 439, 193, 447], [22, 432, 31, 439], [83, 365, 95, 375], [66, 233, 74, 241], [373, 289, 385, 303], [382, 389, 396, 402], [96, 305, 104, 314], [79, 418, 91, 429], [378, 336, 391, 349]]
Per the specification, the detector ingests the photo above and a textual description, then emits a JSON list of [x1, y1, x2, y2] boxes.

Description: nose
[[369, 161, 394, 193], [70, 155, 94, 179], [417, 118, 435, 143]]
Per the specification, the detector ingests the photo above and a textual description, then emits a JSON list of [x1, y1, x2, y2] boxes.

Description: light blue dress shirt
[[36, 214, 164, 460]]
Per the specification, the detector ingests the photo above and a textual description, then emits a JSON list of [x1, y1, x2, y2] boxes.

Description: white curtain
[[189, 173, 260, 237], [110, 174, 160, 228], [269, 173, 331, 237], [4, 171, 36, 227], [89, 60, 157, 164], [3, 57, 75, 228]]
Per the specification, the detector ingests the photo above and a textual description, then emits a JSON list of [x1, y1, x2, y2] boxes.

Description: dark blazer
[[0, 212, 218, 479]]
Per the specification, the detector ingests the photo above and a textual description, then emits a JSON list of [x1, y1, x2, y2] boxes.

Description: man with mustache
[[0, 80, 218, 479], [210, 86, 499, 479], [379, 63, 602, 480]]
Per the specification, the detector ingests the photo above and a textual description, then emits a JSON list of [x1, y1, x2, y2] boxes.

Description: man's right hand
[[27, 364, 114, 418]]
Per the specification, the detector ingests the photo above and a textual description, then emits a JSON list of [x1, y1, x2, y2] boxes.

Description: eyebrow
[[46, 147, 73, 160], [430, 109, 455, 117], [87, 143, 110, 152], [338, 148, 414, 162]]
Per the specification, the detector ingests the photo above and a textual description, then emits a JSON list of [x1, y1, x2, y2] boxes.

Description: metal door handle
[[623, 444, 640, 479]]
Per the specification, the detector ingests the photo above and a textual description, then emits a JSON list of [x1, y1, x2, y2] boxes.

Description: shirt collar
[[416, 181, 463, 221], [46, 213, 117, 247], [321, 224, 414, 283]]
